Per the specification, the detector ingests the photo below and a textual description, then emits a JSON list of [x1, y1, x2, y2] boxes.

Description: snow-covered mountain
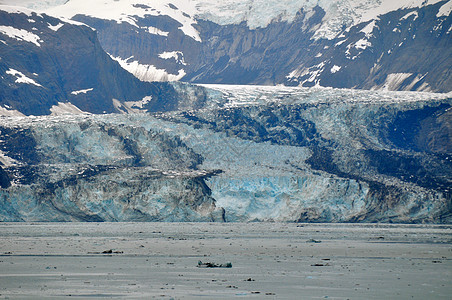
[[0, 86, 450, 222], [0, 5, 183, 116], [29, 0, 452, 92]]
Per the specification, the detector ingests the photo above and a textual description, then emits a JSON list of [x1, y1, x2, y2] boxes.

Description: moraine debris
[[197, 261, 232, 268], [306, 238, 321, 243]]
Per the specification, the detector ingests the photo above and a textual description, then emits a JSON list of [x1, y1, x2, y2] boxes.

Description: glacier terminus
[[0, 84, 450, 223]]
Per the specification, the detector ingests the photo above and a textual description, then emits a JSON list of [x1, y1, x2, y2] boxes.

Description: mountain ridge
[[33, 0, 452, 92], [0, 5, 189, 116]]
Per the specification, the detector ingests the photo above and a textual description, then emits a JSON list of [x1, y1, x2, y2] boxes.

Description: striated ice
[[0, 85, 450, 222]]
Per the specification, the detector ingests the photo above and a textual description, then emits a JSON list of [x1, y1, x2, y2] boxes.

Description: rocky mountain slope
[[0, 86, 450, 223], [42, 0, 452, 92], [0, 6, 180, 116]]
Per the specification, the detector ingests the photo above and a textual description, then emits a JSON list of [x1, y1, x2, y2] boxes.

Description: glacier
[[0, 84, 450, 223]]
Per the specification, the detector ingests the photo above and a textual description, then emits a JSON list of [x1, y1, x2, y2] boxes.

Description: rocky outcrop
[[0, 167, 10, 189]]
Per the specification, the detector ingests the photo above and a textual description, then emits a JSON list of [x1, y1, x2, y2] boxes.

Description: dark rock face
[[390, 105, 452, 155], [193, 2, 452, 92], [0, 167, 10, 189], [0, 9, 179, 115], [73, 14, 202, 78], [304, 2, 452, 92], [187, 7, 328, 85], [0, 126, 40, 165], [71, 2, 452, 92]]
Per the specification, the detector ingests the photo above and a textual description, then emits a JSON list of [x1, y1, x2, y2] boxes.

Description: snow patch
[[125, 96, 152, 109], [354, 38, 372, 50], [48, 22, 64, 31], [110, 55, 186, 82], [403, 73, 429, 91], [311, 0, 445, 40], [71, 88, 93, 95], [112, 99, 130, 114], [147, 26, 169, 36], [345, 45, 357, 60], [158, 51, 187, 65], [401, 11, 419, 21], [46, 0, 202, 42], [0, 106, 25, 117], [6, 68, 42, 87], [360, 20, 377, 38], [330, 65, 341, 73], [437, 0, 452, 17], [60, 17, 94, 30], [334, 39, 347, 47], [376, 73, 413, 91], [0, 5, 39, 17], [0, 149, 20, 167], [286, 62, 325, 86], [0, 25, 42, 46], [371, 73, 432, 92], [0, 1, 66, 11], [50, 102, 90, 115], [113, 97, 151, 114], [345, 37, 372, 60]]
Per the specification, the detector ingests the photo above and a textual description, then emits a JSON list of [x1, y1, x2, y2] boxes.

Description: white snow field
[[12, 0, 449, 40], [4, 0, 449, 41]]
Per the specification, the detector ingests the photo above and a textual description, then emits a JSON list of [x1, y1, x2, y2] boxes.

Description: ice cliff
[[0, 85, 450, 223]]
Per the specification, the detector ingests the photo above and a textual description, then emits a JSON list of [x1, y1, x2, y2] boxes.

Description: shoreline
[[1, 222, 451, 299]]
